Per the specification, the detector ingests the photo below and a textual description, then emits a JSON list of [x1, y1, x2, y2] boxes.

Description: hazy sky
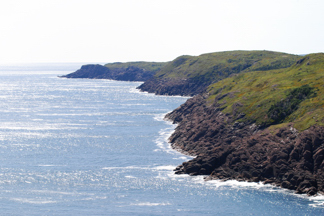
[[0, 0, 323, 63]]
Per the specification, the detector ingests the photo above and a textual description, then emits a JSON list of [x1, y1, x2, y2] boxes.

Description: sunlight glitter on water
[[0, 66, 322, 215]]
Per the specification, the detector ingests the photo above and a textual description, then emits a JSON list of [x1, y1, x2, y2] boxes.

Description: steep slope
[[206, 53, 324, 130], [61, 62, 166, 81], [166, 53, 324, 195], [138, 51, 300, 96]]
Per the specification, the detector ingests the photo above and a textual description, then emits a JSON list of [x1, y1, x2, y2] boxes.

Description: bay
[[0, 64, 322, 215]]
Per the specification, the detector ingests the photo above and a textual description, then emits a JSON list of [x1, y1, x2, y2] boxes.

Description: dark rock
[[306, 187, 317, 196], [281, 181, 294, 190], [314, 148, 324, 169], [166, 93, 324, 196], [264, 179, 275, 184], [137, 77, 210, 96]]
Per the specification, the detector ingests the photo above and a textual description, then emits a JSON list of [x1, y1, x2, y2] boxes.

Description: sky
[[0, 0, 323, 63]]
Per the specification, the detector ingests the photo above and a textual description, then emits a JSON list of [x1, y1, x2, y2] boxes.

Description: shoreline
[[61, 54, 324, 197], [163, 94, 324, 197], [163, 114, 324, 206], [161, 114, 324, 206]]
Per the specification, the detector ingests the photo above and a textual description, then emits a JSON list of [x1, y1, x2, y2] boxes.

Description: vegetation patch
[[154, 50, 300, 82], [104, 61, 167, 73], [207, 53, 324, 131], [267, 85, 316, 125]]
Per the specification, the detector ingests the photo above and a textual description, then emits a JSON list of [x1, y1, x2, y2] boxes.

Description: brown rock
[[166, 94, 324, 196]]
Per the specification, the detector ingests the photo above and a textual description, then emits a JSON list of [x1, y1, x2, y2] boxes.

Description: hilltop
[[137, 50, 300, 96], [166, 53, 324, 195], [206, 53, 324, 131]]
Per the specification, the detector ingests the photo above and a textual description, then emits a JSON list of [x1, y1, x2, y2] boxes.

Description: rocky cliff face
[[61, 64, 155, 81], [166, 95, 324, 196], [137, 77, 210, 96]]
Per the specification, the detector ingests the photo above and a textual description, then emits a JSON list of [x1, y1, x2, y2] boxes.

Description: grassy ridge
[[207, 53, 324, 131], [154, 50, 299, 81], [104, 61, 167, 72]]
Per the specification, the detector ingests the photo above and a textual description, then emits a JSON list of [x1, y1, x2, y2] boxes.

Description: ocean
[[0, 63, 322, 215]]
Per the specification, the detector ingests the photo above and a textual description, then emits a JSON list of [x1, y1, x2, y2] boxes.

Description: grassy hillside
[[138, 51, 300, 96], [154, 50, 299, 81], [207, 53, 324, 131], [104, 61, 167, 72]]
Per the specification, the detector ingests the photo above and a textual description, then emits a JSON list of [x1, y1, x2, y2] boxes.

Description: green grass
[[154, 51, 300, 83], [207, 53, 324, 131], [267, 84, 316, 125], [104, 61, 167, 73]]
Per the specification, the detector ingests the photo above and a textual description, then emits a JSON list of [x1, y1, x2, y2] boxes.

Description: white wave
[[173, 156, 189, 160], [129, 88, 155, 96], [309, 194, 324, 207], [131, 202, 171, 206], [153, 113, 175, 126], [129, 86, 144, 94], [10, 198, 57, 204], [153, 113, 167, 122], [169, 172, 324, 208], [102, 166, 151, 170], [31, 118, 44, 121], [80, 196, 107, 201], [131, 87, 191, 99], [11, 143, 40, 148], [102, 165, 176, 172], [154, 127, 176, 154], [30, 190, 89, 196], [154, 165, 176, 171], [170, 174, 276, 191], [205, 179, 271, 189], [154, 126, 193, 161], [38, 164, 65, 167]]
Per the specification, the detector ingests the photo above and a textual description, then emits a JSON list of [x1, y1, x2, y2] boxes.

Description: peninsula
[[62, 50, 324, 196], [61, 61, 166, 81]]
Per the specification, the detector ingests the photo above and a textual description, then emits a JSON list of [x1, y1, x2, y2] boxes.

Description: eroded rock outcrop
[[166, 95, 324, 196]]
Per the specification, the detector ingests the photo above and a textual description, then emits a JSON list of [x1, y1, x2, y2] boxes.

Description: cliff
[[165, 53, 324, 196], [61, 50, 324, 195], [61, 61, 167, 81], [166, 95, 324, 196], [137, 51, 300, 96]]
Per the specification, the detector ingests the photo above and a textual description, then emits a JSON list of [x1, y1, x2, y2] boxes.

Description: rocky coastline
[[137, 77, 212, 96], [165, 94, 324, 196], [61, 51, 324, 196]]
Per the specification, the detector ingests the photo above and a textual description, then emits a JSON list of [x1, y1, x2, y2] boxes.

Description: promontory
[[62, 50, 324, 196]]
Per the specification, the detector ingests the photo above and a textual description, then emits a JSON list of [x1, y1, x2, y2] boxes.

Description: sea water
[[0, 63, 323, 216]]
